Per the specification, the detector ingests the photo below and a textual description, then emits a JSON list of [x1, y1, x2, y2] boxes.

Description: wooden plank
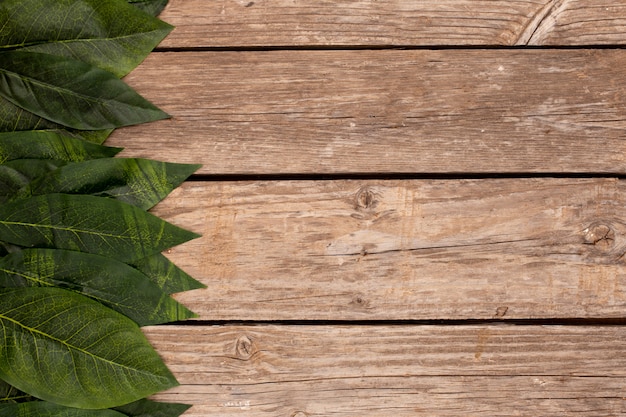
[[113, 49, 626, 175], [154, 178, 626, 321], [145, 325, 626, 415], [157, 0, 626, 48]]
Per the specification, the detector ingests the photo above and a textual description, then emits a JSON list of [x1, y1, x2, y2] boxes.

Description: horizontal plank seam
[[171, 376, 626, 386], [154, 44, 626, 53], [187, 173, 625, 182], [161, 319, 626, 327]]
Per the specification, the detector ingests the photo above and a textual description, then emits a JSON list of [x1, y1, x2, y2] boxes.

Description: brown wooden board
[[153, 178, 626, 321], [158, 0, 626, 48], [145, 324, 626, 416], [113, 49, 626, 175], [118, 2, 626, 415]]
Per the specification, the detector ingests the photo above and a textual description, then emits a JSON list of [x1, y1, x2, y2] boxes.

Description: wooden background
[[111, 1, 626, 415]]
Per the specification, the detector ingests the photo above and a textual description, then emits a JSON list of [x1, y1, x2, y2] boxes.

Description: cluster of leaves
[[0, 0, 202, 415]]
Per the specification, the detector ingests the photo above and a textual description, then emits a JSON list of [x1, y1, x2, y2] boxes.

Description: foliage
[[0, 0, 200, 415]]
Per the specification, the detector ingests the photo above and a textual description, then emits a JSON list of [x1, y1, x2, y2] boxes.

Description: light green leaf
[[0, 287, 178, 409], [0, 51, 169, 130], [114, 398, 191, 417], [0, 380, 32, 404], [127, 0, 169, 17], [20, 158, 200, 210], [131, 253, 205, 294], [0, 194, 199, 262], [0, 0, 173, 77], [0, 248, 196, 326], [0, 131, 120, 164]]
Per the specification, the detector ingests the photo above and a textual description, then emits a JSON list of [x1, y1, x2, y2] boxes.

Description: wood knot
[[355, 186, 378, 211], [583, 223, 615, 250], [494, 306, 508, 318], [350, 294, 371, 309], [291, 412, 309, 417], [235, 335, 257, 360]]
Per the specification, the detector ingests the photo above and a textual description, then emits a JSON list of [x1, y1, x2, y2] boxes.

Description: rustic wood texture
[[153, 178, 626, 321], [123, 2, 626, 415], [157, 0, 626, 48], [113, 49, 626, 175], [145, 325, 626, 416]]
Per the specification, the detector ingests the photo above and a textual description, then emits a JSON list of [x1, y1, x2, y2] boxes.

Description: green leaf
[[0, 401, 128, 416], [0, 51, 169, 130], [0, 380, 32, 404], [0, 287, 178, 409], [114, 398, 191, 417], [3, 160, 69, 182], [0, 131, 121, 164], [20, 158, 200, 210], [0, 194, 199, 262], [0, 0, 173, 77], [0, 97, 55, 132], [0, 166, 29, 203], [0, 160, 68, 203], [127, 0, 169, 17], [0, 248, 196, 326], [61, 129, 114, 145], [131, 253, 205, 294]]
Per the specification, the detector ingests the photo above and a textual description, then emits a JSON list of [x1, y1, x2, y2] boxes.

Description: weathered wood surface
[[145, 325, 626, 415], [114, 49, 626, 175], [158, 0, 626, 47], [155, 178, 626, 320], [127, 2, 626, 415]]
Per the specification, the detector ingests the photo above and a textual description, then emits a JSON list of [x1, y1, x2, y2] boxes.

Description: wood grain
[[153, 178, 626, 321], [157, 0, 626, 48], [145, 324, 626, 416], [113, 49, 626, 175]]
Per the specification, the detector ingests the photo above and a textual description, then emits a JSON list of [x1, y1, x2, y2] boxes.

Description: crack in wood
[[515, 0, 567, 45], [322, 238, 540, 257]]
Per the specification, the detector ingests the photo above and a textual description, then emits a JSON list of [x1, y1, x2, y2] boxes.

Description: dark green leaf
[[127, 0, 169, 17], [0, 242, 22, 258], [0, 97, 54, 132], [0, 248, 196, 325], [114, 398, 191, 417], [0, 194, 199, 262], [0, 51, 169, 130], [60, 128, 114, 145], [0, 131, 120, 164], [0, 96, 113, 145], [0, 401, 128, 416], [0, 0, 173, 77], [0, 160, 68, 203], [3, 160, 68, 182], [0, 380, 33, 404], [0, 287, 178, 409], [20, 158, 200, 210], [131, 253, 205, 294], [0, 86, 113, 145], [0, 166, 29, 203]]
